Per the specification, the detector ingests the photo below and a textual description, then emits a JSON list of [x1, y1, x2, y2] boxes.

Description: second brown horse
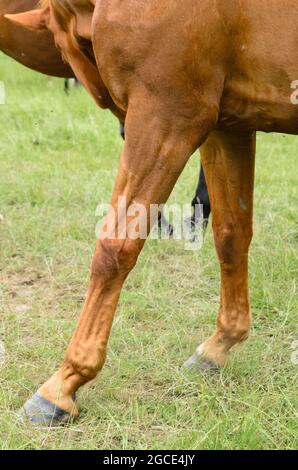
[[0, 0, 71, 77]]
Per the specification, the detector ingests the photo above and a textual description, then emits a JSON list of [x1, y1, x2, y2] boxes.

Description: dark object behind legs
[[64, 78, 80, 94], [184, 164, 211, 236], [192, 164, 211, 222]]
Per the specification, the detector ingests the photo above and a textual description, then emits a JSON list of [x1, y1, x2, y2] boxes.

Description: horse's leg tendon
[[184, 130, 256, 370]]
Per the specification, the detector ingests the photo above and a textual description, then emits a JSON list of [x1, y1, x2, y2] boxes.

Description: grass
[[0, 54, 297, 450]]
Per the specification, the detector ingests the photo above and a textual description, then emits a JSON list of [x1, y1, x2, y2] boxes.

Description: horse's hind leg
[[185, 130, 256, 370]]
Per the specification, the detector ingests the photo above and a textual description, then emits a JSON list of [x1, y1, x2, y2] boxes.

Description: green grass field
[[0, 54, 297, 450]]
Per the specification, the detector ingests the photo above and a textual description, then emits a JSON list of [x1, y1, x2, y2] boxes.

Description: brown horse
[[6, 0, 298, 426], [0, 0, 72, 77]]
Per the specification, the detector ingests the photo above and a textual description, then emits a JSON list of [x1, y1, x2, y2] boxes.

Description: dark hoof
[[183, 351, 221, 373], [18, 393, 74, 427]]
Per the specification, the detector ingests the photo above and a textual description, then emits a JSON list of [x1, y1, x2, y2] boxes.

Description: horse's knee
[[91, 238, 140, 283]]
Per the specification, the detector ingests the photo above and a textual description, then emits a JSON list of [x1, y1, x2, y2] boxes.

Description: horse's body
[[6, 0, 297, 426], [0, 0, 210, 227], [0, 0, 72, 77]]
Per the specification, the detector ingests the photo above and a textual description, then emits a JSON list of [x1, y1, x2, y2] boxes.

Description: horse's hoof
[[17, 393, 74, 427], [183, 351, 221, 373]]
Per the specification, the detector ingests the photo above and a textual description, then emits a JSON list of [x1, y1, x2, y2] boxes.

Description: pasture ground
[[0, 55, 297, 450]]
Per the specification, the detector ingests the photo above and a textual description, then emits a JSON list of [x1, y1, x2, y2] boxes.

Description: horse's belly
[[218, 80, 298, 135]]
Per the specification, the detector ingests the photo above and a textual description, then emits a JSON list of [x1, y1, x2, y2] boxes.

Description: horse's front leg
[[185, 130, 256, 370], [20, 93, 216, 426]]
